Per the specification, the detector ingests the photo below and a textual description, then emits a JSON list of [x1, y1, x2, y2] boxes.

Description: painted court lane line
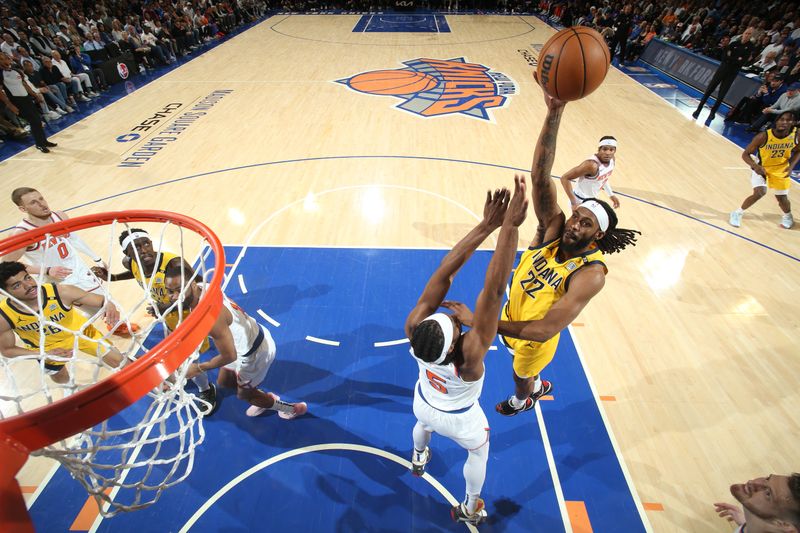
[[257, 309, 280, 327], [305, 335, 341, 346]]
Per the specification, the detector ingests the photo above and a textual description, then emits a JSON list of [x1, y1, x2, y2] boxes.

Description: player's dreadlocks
[[410, 319, 445, 364], [593, 198, 640, 254]]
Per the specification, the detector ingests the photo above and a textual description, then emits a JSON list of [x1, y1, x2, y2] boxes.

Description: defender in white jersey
[[164, 258, 307, 420], [5, 188, 104, 298], [405, 176, 528, 526], [559, 136, 621, 209]]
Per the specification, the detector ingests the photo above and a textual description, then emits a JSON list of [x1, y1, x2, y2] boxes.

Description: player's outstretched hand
[[504, 174, 529, 227], [91, 266, 109, 280], [482, 188, 510, 230], [532, 71, 567, 110], [713, 502, 745, 526], [442, 300, 474, 328]]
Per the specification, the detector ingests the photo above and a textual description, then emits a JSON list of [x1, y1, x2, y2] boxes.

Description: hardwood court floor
[[1, 14, 798, 532]]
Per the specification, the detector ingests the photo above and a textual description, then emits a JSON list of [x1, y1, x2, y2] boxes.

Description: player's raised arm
[[530, 79, 568, 246], [404, 189, 509, 338], [462, 176, 528, 372]]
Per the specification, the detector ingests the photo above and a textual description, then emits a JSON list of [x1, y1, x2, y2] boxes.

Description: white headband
[[598, 138, 617, 148], [411, 313, 454, 365], [121, 231, 150, 251], [579, 200, 610, 232]]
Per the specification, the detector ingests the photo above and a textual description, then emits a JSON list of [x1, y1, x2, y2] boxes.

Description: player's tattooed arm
[[530, 90, 566, 245]]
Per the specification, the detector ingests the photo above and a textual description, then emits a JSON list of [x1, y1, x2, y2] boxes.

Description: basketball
[[348, 69, 439, 95], [536, 27, 610, 101]]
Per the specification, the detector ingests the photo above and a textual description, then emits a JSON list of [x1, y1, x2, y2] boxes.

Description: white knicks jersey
[[222, 295, 270, 358], [572, 155, 615, 199], [414, 349, 484, 411], [15, 213, 98, 291]]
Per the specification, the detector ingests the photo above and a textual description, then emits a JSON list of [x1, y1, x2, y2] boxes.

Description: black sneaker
[[450, 498, 488, 525], [411, 447, 431, 477], [495, 381, 553, 416], [691, 109, 701, 120], [196, 384, 220, 416]]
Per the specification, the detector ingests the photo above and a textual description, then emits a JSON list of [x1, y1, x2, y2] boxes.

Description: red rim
[[0, 210, 225, 451]]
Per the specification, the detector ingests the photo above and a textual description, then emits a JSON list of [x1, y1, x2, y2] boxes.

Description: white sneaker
[[55, 108, 67, 115], [47, 111, 62, 120], [781, 213, 794, 229], [729, 210, 743, 228], [77, 94, 89, 102]]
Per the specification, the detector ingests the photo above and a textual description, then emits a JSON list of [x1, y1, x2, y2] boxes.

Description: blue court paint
[[30, 246, 645, 532], [353, 14, 451, 33]]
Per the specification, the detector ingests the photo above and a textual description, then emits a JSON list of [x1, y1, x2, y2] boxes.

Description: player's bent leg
[[48, 365, 70, 384], [497, 347, 555, 416], [411, 421, 433, 477], [217, 367, 238, 388], [452, 430, 489, 525], [776, 191, 794, 228]]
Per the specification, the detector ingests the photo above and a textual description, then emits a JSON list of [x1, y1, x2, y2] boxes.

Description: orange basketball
[[536, 27, 610, 101], [348, 70, 438, 95]]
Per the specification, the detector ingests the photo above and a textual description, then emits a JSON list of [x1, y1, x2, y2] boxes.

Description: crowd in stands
[[1, 0, 267, 150], [536, 1, 800, 129]]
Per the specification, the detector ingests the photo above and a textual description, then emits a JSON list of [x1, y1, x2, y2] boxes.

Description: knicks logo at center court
[[336, 58, 517, 121]]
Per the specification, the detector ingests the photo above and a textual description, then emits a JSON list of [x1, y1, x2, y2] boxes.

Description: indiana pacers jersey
[[756, 127, 798, 189], [131, 252, 210, 353], [501, 239, 606, 377], [0, 283, 102, 359], [130, 251, 177, 305]]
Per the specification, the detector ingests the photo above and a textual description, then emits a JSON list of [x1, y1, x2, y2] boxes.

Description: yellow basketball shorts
[[501, 332, 560, 378], [43, 325, 110, 373]]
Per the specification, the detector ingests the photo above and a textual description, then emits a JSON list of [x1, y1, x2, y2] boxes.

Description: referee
[[692, 27, 757, 123], [1, 52, 56, 153]]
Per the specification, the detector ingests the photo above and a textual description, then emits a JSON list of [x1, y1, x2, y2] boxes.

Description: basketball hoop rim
[[0, 210, 225, 453]]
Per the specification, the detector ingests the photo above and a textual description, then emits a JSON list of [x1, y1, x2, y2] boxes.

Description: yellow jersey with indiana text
[[131, 251, 178, 305], [0, 283, 95, 351], [131, 251, 209, 353], [757, 127, 798, 181], [502, 239, 606, 354]]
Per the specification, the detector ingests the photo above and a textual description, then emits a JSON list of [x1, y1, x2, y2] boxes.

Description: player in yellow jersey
[[445, 80, 640, 416], [96, 229, 219, 413], [0, 261, 123, 384], [729, 111, 799, 230]]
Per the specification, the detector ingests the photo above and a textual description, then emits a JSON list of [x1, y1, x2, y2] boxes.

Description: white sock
[[192, 371, 210, 392], [533, 376, 542, 394], [269, 398, 294, 414], [509, 395, 525, 408], [735, 207, 745, 214], [465, 494, 480, 515]]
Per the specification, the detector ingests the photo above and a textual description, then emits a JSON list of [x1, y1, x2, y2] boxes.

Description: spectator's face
[[731, 475, 799, 524], [51, 50, 60, 60], [742, 27, 754, 42], [22, 62, 33, 74], [0, 53, 11, 69], [93, 29, 100, 39], [721, 36, 731, 47], [2, 32, 12, 44], [42, 57, 51, 68], [771, 77, 784, 87]]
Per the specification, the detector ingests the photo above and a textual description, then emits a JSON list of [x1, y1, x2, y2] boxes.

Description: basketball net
[[0, 213, 222, 519]]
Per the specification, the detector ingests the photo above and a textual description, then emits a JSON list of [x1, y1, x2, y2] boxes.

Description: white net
[[0, 215, 219, 516]]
